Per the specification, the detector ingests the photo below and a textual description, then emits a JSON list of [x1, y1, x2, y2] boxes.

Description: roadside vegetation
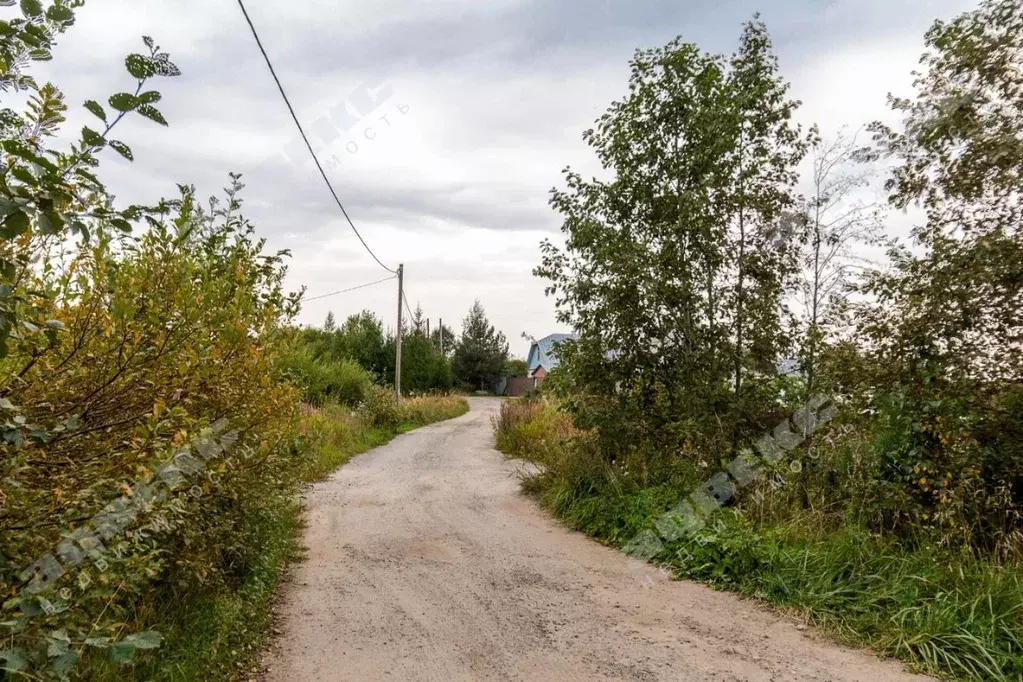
[[500, 2, 1023, 680], [0, 4, 467, 680]]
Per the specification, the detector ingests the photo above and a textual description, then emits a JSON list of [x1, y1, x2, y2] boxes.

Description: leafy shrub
[[358, 385, 405, 428], [278, 350, 372, 407]]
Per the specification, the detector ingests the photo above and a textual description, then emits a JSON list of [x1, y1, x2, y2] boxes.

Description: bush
[[358, 385, 405, 428], [493, 399, 577, 464], [279, 349, 372, 407]]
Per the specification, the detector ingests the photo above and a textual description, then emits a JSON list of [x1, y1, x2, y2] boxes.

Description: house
[[526, 333, 578, 382]]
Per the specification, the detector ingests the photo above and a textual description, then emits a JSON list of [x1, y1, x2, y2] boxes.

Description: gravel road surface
[[260, 397, 932, 682]]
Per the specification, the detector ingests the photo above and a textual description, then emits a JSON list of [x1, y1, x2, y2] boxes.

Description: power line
[[235, 0, 396, 275], [304, 275, 396, 302], [402, 291, 414, 318]]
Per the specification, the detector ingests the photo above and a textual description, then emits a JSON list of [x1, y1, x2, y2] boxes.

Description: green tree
[[451, 300, 508, 390], [332, 311, 388, 377], [409, 302, 426, 336], [857, 0, 1023, 549], [323, 310, 336, 332], [536, 19, 807, 468], [504, 358, 528, 377], [722, 17, 809, 442], [430, 322, 456, 357]]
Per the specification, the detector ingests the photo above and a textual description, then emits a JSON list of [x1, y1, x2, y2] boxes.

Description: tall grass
[[76, 394, 469, 681], [497, 400, 1023, 682]]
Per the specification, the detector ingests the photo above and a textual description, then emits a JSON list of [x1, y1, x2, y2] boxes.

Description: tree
[[323, 311, 337, 332], [451, 300, 508, 390], [798, 130, 888, 397], [430, 322, 456, 357], [409, 302, 426, 336], [536, 19, 807, 467], [504, 358, 528, 377], [858, 0, 1023, 548], [723, 17, 809, 437], [332, 311, 388, 377]]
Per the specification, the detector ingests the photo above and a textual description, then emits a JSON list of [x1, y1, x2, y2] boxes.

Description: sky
[[28, 0, 975, 359]]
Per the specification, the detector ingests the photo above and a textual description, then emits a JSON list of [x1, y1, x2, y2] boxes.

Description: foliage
[[515, 3, 1023, 680], [536, 18, 809, 473], [0, 173, 304, 678], [277, 349, 372, 407], [501, 401, 1023, 682], [383, 332, 453, 394], [493, 398, 578, 464], [301, 310, 389, 379], [451, 300, 508, 391], [429, 321, 455, 358], [356, 385, 467, 431], [855, 0, 1023, 554], [1, 17, 181, 360], [0, 8, 309, 677], [503, 358, 528, 377]]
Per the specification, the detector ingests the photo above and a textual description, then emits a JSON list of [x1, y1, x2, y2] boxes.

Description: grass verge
[[75, 395, 469, 682], [495, 399, 1023, 682]]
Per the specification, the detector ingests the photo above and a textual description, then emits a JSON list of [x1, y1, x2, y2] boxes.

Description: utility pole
[[395, 264, 404, 400]]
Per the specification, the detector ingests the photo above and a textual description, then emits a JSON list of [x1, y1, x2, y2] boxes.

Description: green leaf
[[151, 55, 181, 78], [47, 635, 70, 658], [108, 93, 139, 112], [136, 104, 167, 126], [20, 0, 43, 17], [50, 651, 79, 677], [38, 210, 64, 235], [143, 36, 154, 49], [84, 99, 107, 123], [45, 4, 74, 22], [137, 90, 162, 104], [124, 54, 153, 80], [0, 210, 30, 239], [108, 642, 134, 665], [9, 166, 36, 185], [0, 647, 28, 671], [110, 218, 132, 232], [123, 631, 163, 650], [81, 126, 106, 148], [108, 140, 133, 161], [0, 199, 18, 220]]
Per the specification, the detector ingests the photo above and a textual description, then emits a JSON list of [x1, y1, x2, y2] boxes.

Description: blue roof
[[527, 333, 577, 374]]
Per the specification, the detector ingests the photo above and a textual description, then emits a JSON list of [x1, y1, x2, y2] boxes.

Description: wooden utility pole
[[395, 264, 404, 400]]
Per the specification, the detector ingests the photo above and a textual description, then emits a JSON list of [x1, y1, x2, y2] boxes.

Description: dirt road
[[260, 398, 932, 682]]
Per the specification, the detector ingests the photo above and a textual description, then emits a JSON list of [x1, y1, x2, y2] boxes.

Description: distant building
[[526, 333, 578, 382]]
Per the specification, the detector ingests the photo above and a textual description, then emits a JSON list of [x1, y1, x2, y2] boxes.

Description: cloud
[[25, 0, 977, 343]]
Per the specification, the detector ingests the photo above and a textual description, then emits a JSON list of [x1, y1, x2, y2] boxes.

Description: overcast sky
[[31, 0, 973, 359]]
